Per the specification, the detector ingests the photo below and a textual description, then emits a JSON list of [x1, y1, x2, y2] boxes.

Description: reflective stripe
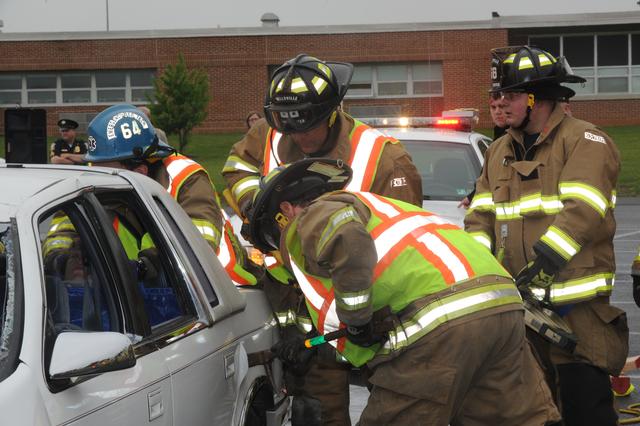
[[381, 284, 521, 352], [518, 56, 534, 70], [468, 193, 494, 211], [43, 237, 73, 258], [348, 128, 380, 191], [317, 206, 360, 256], [264, 131, 283, 174], [611, 190, 617, 208], [193, 218, 220, 244], [469, 232, 492, 250], [531, 273, 614, 304], [335, 289, 371, 311], [311, 75, 328, 94], [559, 182, 608, 217], [223, 156, 259, 173], [275, 310, 314, 333], [232, 176, 260, 200], [538, 54, 552, 66], [540, 226, 580, 261], [416, 232, 469, 282], [290, 77, 307, 93], [358, 191, 400, 218], [375, 215, 449, 260], [495, 196, 563, 220]]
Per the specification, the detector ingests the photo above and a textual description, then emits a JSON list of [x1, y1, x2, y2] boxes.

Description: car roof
[[379, 127, 482, 144], [0, 164, 130, 217]]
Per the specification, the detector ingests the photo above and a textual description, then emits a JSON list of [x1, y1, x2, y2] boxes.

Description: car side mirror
[[49, 331, 136, 380]]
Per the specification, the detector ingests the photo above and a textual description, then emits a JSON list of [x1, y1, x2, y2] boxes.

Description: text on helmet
[[106, 111, 149, 140]]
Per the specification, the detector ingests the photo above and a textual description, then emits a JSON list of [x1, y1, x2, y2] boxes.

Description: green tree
[[149, 54, 210, 152]]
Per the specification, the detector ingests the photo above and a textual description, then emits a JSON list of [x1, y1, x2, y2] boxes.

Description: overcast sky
[[1, 0, 638, 33]]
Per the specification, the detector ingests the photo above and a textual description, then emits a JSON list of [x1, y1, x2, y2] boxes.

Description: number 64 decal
[[120, 121, 143, 139]]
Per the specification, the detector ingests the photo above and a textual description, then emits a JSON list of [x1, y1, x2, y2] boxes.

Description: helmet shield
[[264, 54, 354, 133], [85, 104, 173, 163], [490, 45, 586, 100], [248, 158, 353, 252]]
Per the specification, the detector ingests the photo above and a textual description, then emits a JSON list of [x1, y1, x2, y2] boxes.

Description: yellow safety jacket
[[285, 191, 521, 367]]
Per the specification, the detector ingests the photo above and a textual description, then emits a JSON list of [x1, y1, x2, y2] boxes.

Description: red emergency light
[[435, 118, 461, 126]]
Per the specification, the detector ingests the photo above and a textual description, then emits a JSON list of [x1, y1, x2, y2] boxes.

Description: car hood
[[421, 200, 467, 228]]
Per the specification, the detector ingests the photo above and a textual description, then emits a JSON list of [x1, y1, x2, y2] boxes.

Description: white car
[[375, 115, 491, 226], [0, 164, 287, 426]]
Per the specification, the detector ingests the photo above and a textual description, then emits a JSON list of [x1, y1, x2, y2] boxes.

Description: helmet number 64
[[120, 121, 142, 139]]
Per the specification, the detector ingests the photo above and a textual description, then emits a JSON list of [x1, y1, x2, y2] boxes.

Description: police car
[[362, 110, 491, 227]]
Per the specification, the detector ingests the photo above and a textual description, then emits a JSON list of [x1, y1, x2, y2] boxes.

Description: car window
[[0, 221, 22, 383], [476, 137, 492, 158], [40, 207, 122, 334], [154, 197, 218, 308], [94, 191, 197, 334], [402, 140, 482, 201]]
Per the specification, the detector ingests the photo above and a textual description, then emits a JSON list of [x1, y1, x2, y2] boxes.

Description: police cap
[[58, 119, 79, 130]]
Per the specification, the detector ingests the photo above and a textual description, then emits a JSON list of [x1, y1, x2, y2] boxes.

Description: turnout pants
[[359, 310, 561, 426], [532, 297, 629, 426]]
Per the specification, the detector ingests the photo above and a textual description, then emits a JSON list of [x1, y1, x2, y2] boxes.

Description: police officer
[[465, 46, 628, 425], [50, 119, 87, 164], [84, 104, 261, 287], [222, 54, 422, 425], [249, 158, 560, 425]]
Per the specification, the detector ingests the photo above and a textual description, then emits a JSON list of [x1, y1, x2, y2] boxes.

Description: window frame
[[0, 69, 155, 107], [92, 189, 200, 341], [345, 62, 443, 99], [529, 32, 640, 98]]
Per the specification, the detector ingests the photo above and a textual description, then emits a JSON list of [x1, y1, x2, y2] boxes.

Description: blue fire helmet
[[84, 104, 173, 163]]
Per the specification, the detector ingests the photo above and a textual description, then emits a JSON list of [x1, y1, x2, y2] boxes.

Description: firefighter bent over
[[248, 158, 560, 425]]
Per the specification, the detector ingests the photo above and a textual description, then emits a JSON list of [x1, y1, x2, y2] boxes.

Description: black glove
[[137, 248, 161, 281], [271, 335, 316, 376], [632, 275, 640, 308], [515, 254, 559, 289], [346, 322, 384, 347]]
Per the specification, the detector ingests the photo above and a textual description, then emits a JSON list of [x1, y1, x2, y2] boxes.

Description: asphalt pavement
[[348, 199, 640, 424]]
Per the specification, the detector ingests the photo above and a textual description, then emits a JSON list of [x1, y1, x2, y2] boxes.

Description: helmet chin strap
[[514, 93, 536, 131]]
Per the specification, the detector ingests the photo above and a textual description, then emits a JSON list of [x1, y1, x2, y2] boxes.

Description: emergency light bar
[[359, 108, 478, 132]]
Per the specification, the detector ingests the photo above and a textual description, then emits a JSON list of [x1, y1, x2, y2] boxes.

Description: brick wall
[[1, 28, 638, 136]]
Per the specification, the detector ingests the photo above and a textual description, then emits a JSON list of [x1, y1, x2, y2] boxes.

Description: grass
[[1, 125, 639, 195]]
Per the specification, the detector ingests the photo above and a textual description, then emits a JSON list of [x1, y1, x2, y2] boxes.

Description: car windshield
[[402, 139, 482, 201]]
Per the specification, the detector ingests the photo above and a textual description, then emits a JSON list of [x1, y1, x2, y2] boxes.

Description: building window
[[0, 69, 156, 106], [345, 62, 442, 98], [529, 33, 640, 97]]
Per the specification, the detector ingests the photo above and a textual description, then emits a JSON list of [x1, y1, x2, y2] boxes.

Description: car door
[[90, 188, 243, 425], [37, 192, 174, 426]]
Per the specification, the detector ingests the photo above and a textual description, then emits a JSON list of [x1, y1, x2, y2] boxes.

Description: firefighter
[[247, 157, 560, 425], [222, 54, 422, 424], [84, 103, 261, 287], [465, 46, 628, 425]]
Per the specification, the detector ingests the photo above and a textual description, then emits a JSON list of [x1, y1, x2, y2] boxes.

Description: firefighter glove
[[137, 248, 161, 281], [270, 335, 316, 376], [632, 275, 640, 308], [346, 322, 384, 347], [515, 254, 558, 289]]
